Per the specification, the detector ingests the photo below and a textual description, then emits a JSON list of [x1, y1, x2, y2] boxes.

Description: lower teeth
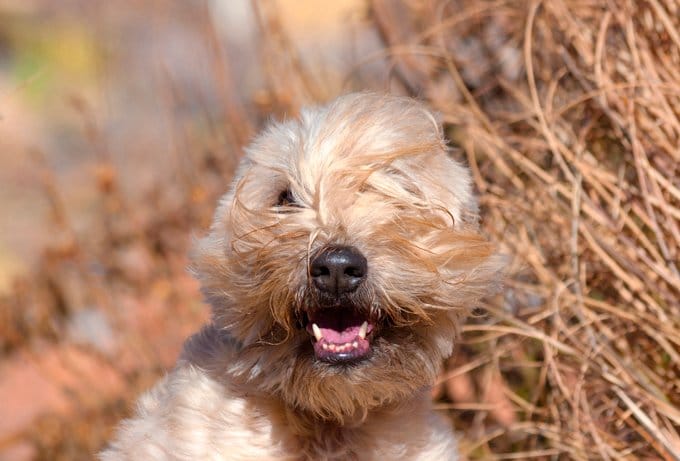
[[321, 342, 357, 352]]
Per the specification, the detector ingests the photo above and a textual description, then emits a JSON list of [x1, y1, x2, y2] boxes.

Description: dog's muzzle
[[305, 246, 375, 364]]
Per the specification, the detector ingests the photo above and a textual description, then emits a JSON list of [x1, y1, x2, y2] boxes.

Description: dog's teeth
[[328, 344, 336, 351], [352, 341, 358, 348], [358, 321, 368, 340], [312, 323, 322, 341], [322, 343, 328, 350]]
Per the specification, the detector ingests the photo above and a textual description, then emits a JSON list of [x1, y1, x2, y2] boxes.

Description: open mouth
[[305, 308, 375, 364]]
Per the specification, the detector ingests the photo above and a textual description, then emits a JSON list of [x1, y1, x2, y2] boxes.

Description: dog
[[100, 92, 503, 460]]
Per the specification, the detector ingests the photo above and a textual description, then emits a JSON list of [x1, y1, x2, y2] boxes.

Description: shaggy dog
[[100, 93, 503, 460]]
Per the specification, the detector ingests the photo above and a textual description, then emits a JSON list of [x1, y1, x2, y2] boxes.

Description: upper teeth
[[312, 323, 323, 341], [358, 321, 368, 340]]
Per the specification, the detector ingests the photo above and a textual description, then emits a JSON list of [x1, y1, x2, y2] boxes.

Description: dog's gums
[[306, 309, 375, 363]]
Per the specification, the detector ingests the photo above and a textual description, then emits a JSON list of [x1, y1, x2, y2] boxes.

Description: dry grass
[[0, 0, 678, 459]]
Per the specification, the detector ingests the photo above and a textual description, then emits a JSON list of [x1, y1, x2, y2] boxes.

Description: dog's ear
[[430, 151, 480, 230], [411, 103, 480, 231]]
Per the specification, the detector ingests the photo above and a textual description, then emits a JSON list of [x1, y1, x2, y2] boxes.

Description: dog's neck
[[284, 392, 417, 429], [277, 389, 437, 460]]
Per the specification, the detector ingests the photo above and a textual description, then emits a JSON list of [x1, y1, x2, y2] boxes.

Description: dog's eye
[[275, 188, 301, 208]]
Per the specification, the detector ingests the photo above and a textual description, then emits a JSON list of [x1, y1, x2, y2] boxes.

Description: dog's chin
[[279, 319, 444, 423]]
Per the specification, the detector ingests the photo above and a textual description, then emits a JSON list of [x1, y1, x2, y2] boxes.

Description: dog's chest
[[249, 404, 453, 461]]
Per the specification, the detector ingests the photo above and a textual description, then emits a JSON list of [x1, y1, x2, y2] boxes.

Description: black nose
[[310, 245, 367, 295]]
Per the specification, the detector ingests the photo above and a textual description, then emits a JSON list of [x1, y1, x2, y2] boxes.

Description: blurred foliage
[[1, 15, 101, 103]]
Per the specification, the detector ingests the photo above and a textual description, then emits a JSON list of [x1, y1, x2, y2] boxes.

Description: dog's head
[[193, 93, 503, 421]]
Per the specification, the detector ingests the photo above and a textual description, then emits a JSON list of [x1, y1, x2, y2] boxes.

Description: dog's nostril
[[310, 265, 330, 277], [310, 245, 367, 295], [344, 266, 363, 278]]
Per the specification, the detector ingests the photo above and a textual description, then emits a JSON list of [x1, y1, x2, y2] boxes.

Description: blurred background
[[0, 1, 678, 460]]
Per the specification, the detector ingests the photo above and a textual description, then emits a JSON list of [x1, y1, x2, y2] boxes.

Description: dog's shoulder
[[99, 327, 296, 460]]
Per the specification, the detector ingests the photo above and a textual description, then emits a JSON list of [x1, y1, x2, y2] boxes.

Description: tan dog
[[100, 93, 503, 460]]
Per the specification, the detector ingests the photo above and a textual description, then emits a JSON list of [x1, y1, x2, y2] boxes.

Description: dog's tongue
[[318, 325, 361, 344]]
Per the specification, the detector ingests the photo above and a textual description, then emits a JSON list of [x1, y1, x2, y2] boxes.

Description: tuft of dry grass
[[0, 1, 678, 459]]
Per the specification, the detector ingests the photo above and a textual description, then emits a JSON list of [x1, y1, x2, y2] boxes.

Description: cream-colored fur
[[100, 93, 503, 460]]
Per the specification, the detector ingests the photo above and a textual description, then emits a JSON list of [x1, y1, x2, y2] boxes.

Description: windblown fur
[[100, 93, 504, 460]]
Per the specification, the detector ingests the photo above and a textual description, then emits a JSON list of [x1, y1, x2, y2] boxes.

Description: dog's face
[[194, 93, 502, 421]]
